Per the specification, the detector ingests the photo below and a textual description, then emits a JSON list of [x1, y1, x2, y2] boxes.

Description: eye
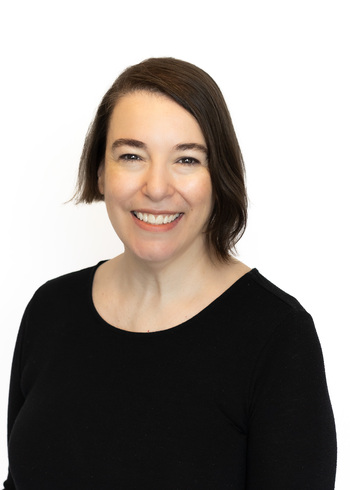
[[177, 156, 200, 165], [119, 153, 141, 161]]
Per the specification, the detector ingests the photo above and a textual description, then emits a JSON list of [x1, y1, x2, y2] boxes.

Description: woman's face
[[99, 91, 213, 265]]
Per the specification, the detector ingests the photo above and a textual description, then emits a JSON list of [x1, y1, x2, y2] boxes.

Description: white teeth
[[155, 215, 163, 225], [134, 212, 181, 225]]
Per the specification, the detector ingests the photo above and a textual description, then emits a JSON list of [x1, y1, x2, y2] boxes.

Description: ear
[[97, 161, 105, 195]]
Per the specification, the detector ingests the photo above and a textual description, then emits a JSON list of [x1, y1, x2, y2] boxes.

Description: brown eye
[[177, 157, 200, 165], [120, 154, 141, 161]]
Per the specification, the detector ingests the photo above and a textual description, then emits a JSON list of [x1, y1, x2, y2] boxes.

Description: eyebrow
[[111, 138, 146, 150], [111, 138, 208, 156], [174, 143, 208, 155]]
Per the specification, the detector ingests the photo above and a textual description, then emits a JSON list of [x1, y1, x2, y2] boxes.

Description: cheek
[[186, 175, 212, 208], [103, 171, 136, 203]]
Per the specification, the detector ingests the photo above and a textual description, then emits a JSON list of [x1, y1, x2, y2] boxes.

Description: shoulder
[[230, 271, 324, 379], [245, 269, 304, 307], [234, 268, 308, 318], [213, 268, 317, 351], [243, 274, 328, 402], [16, 262, 105, 349], [25, 262, 102, 319]]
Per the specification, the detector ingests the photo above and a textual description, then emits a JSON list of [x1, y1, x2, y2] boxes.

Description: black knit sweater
[[3, 264, 337, 489]]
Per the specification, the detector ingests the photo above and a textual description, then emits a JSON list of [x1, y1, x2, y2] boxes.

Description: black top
[[3, 263, 337, 489]]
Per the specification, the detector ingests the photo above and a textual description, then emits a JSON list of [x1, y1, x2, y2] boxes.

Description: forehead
[[107, 91, 205, 144]]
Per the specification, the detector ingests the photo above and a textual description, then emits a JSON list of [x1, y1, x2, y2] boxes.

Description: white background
[[0, 0, 349, 487]]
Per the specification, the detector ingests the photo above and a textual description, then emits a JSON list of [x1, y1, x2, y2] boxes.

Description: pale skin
[[93, 91, 251, 333]]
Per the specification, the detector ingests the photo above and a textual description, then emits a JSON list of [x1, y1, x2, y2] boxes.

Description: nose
[[142, 161, 174, 202]]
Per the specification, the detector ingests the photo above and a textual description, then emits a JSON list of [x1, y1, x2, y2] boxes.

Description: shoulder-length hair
[[75, 57, 247, 262]]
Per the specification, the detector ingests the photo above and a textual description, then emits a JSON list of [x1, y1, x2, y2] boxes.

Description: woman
[[3, 58, 336, 489]]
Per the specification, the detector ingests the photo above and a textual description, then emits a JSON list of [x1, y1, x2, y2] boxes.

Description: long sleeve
[[246, 310, 337, 489], [2, 311, 27, 490]]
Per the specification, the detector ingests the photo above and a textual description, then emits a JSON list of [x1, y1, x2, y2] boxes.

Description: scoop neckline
[[88, 260, 258, 338]]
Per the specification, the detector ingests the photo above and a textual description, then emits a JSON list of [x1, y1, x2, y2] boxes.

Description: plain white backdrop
[[0, 0, 348, 487]]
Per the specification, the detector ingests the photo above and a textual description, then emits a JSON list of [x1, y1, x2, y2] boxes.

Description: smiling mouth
[[132, 211, 183, 225]]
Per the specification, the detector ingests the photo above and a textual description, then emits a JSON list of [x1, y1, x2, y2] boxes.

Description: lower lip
[[131, 213, 183, 232]]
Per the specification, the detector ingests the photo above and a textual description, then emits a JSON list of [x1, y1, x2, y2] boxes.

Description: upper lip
[[132, 210, 183, 215]]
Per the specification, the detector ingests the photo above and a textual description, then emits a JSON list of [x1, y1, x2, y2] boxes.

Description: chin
[[128, 241, 186, 265], [136, 249, 178, 265]]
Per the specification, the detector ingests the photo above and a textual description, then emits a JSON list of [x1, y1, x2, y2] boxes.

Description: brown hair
[[75, 57, 247, 261]]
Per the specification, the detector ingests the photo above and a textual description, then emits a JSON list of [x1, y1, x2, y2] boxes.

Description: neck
[[111, 243, 222, 302]]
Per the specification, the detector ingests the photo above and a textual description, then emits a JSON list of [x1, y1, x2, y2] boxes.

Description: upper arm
[[246, 311, 337, 489], [3, 310, 28, 490]]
